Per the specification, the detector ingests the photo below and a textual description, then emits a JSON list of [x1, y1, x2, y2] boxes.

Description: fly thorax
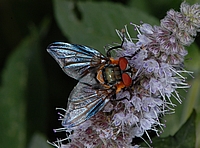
[[103, 65, 121, 85]]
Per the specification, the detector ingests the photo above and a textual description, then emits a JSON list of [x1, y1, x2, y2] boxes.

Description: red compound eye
[[122, 73, 132, 87], [119, 57, 128, 71]]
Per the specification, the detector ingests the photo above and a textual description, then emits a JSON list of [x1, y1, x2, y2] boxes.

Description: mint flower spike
[[180, 2, 200, 33], [49, 2, 200, 148]]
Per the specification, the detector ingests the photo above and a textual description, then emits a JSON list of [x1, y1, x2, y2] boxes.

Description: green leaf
[[128, 0, 182, 18], [53, 0, 159, 54], [0, 18, 49, 148], [192, 74, 200, 148], [0, 33, 36, 148], [25, 26, 49, 141], [187, 0, 200, 4], [185, 43, 200, 73], [141, 110, 196, 148], [28, 133, 51, 148]]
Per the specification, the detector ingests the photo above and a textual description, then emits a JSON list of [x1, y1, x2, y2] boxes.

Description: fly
[[47, 42, 133, 128]]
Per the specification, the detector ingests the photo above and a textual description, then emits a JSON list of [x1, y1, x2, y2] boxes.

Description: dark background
[[0, 0, 199, 148]]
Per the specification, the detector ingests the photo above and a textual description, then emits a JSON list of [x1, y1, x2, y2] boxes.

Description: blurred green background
[[0, 0, 200, 148]]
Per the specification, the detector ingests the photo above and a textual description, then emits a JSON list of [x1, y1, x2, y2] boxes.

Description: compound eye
[[122, 73, 132, 87], [119, 57, 128, 71]]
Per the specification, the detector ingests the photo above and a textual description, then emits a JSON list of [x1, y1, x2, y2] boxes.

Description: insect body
[[95, 57, 132, 93], [47, 42, 132, 128]]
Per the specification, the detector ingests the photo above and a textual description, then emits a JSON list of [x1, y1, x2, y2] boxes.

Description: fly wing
[[47, 42, 106, 83], [62, 82, 110, 128]]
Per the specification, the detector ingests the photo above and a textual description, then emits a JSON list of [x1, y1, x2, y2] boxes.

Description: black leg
[[106, 30, 125, 57]]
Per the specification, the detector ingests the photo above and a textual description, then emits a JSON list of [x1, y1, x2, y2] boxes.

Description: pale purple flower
[[49, 2, 200, 148]]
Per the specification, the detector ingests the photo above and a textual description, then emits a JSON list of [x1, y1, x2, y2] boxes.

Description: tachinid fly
[[47, 42, 133, 128]]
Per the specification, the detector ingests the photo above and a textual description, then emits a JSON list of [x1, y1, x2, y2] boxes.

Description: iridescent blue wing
[[47, 42, 106, 83], [61, 82, 110, 128]]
